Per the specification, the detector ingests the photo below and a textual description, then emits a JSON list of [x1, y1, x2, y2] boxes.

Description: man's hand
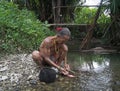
[[59, 67, 69, 75], [59, 66, 75, 78], [64, 64, 76, 78]]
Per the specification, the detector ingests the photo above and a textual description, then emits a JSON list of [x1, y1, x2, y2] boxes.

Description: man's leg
[[32, 50, 43, 66]]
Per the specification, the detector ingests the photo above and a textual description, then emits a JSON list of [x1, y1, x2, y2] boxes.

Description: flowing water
[[68, 52, 120, 91], [0, 52, 120, 91]]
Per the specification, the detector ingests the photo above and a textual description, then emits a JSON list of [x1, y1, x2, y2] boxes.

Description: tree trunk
[[52, 0, 61, 23], [80, 0, 103, 50], [52, 0, 56, 23]]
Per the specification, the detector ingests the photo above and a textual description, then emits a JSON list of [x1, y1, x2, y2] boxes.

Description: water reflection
[[68, 52, 120, 91], [80, 59, 110, 73]]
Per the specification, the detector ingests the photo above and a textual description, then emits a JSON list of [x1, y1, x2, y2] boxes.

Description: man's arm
[[62, 44, 68, 66], [61, 44, 71, 71]]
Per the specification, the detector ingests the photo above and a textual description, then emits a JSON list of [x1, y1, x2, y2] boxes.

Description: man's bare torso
[[39, 36, 66, 63]]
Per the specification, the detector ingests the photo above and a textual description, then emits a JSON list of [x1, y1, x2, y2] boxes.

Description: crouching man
[[32, 27, 74, 78]]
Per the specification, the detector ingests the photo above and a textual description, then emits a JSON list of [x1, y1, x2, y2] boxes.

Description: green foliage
[[74, 7, 111, 24], [74, 7, 97, 24], [74, 7, 111, 38], [0, 1, 54, 53]]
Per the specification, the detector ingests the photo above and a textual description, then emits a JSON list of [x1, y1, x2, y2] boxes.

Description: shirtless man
[[32, 27, 72, 76]]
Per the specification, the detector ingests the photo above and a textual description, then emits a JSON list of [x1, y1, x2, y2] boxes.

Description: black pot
[[39, 67, 57, 83]]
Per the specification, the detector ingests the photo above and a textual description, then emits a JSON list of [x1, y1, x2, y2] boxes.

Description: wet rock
[[0, 76, 8, 81], [13, 87, 21, 91], [0, 66, 8, 72], [0, 87, 3, 91], [10, 73, 22, 83], [0, 54, 40, 89], [40, 82, 46, 85], [29, 79, 37, 85], [27, 75, 33, 80], [115, 81, 120, 85]]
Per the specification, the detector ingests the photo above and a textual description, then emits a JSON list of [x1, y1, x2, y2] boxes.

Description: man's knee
[[32, 50, 41, 61]]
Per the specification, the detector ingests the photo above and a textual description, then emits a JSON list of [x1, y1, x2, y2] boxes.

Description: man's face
[[57, 35, 70, 44]]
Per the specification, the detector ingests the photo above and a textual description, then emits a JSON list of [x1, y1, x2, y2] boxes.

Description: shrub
[[0, 1, 54, 53]]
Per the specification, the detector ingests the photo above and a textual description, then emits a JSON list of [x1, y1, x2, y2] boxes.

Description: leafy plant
[[0, 1, 54, 53], [74, 7, 110, 24], [74, 7, 95, 24]]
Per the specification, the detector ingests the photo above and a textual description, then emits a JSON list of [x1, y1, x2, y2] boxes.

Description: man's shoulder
[[61, 44, 68, 51], [44, 36, 54, 43], [40, 36, 54, 48]]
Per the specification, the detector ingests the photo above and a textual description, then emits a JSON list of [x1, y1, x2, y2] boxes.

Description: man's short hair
[[57, 27, 71, 37]]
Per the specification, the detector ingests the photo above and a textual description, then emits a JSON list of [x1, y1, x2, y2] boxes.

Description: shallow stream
[[68, 52, 120, 91], [0, 52, 120, 91]]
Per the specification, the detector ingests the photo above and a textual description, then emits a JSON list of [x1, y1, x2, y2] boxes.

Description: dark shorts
[[41, 56, 57, 67], [41, 61, 51, 67]]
